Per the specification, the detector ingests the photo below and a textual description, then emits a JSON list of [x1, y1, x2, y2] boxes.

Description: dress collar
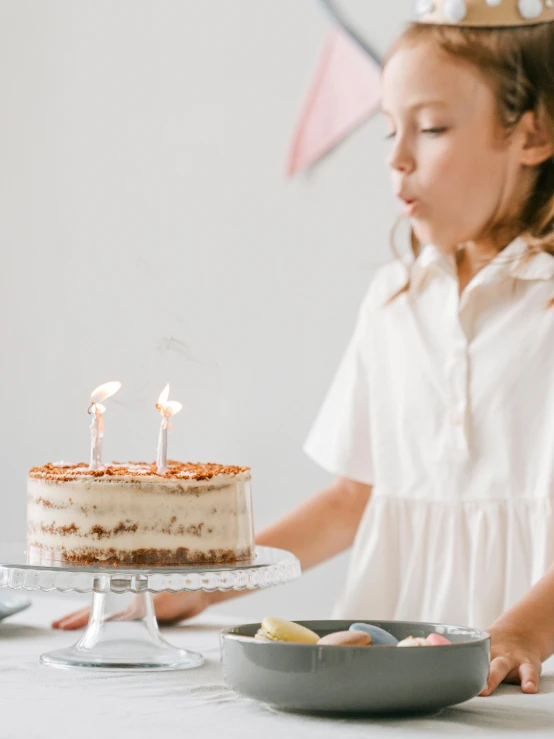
[[410, 236, 554, 292]]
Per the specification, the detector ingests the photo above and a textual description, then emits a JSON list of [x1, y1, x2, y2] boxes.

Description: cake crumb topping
[[29, 461, 250, 482]]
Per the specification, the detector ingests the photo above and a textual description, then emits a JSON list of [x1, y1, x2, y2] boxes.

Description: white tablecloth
[[1, 593, 554, 739]]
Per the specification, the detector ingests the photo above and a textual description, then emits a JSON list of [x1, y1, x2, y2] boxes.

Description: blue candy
[[349, 623, 399, 646]]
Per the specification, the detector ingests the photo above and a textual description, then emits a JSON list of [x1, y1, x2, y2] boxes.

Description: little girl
[[55, 0, 554, 693]]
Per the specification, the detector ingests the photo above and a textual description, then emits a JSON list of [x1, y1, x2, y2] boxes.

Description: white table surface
[[1, 592, 553, 739]]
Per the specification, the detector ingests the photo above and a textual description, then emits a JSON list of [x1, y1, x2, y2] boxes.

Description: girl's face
[[382, 40, 528, 252]]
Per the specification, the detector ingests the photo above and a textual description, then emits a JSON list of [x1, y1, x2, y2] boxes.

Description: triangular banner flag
[[287, 26, 382, 177]]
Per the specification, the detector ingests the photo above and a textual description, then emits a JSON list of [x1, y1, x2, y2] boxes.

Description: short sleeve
[[303, 291, 373, 485]]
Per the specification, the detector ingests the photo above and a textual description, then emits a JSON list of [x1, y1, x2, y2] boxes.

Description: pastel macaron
[[317, 630, 372, 647], [397, 634, 452, 647], [426, 633, 452, 646], [349, 623, 399, 646], [397, 636, 431, 647], [255, 617, 320, 644]]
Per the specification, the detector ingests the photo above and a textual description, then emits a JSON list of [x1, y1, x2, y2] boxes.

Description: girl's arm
[[53, 477, 372, 629], [256, 476, 371, 569], [204, 475, 372, 607], [481, 564, 554, 696]]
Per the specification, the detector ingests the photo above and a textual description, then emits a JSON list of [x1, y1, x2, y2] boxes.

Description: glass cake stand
[[0, 543, 300, 671]]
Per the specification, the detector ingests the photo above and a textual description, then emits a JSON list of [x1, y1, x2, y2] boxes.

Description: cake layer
[[27, 461, 255, 566], [26, 545, 253, 566]]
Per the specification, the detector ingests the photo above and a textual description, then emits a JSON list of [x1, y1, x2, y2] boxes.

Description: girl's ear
[[519, 110, 554, 167]]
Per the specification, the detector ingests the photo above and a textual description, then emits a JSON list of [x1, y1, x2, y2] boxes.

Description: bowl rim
[[220, 619, 491, 648]]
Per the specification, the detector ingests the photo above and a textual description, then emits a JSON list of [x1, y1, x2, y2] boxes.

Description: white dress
[[304, 237, 554, 630]]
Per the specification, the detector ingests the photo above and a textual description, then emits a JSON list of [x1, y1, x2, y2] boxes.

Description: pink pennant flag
[[287, 27, 382, 177]]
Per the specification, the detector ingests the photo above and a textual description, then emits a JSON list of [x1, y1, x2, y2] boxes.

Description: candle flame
[[156, 383, 182, 419], [165, 400, 183, 416], [157, 383, 170, 408], [88, 402, 106, 416], [91, 381, 122, 404]]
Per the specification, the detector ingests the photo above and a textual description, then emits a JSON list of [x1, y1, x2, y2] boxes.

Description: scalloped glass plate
[[0, 542, 300, 593]]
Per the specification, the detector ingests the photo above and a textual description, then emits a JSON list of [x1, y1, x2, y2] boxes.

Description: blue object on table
[[0, 593, 31, 621], [349, 622, 399, 645]]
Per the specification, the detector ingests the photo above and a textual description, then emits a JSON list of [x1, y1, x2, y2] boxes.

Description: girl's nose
[[387, 138, 415, 174]]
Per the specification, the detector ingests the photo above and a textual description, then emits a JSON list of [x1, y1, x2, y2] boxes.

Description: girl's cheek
[[425, 146, 470, 185], [418, 154, 455, 190], [417, 139, 454, 169]]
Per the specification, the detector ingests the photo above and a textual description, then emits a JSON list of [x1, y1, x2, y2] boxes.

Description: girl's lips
[[402, 199, 419, 217]]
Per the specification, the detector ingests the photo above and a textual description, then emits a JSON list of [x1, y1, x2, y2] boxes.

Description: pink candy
[[396, 633, 452, 647], [426, 633, 452, 646]]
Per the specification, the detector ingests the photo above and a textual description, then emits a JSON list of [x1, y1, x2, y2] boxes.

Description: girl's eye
[[384, 127, 447, 141], [422, 127, 447, 136]]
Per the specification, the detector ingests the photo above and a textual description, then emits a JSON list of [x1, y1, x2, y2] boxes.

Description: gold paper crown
[[415, 0, 554, 27]]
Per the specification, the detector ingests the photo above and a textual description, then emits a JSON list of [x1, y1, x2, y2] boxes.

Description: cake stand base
[[41, 587, 204, 671]]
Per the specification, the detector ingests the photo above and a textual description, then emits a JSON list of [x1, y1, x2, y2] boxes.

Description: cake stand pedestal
[[0, 544, 300, 671]]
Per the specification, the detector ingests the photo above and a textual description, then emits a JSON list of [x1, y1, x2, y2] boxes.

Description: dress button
[[451, 411, 464, 426]]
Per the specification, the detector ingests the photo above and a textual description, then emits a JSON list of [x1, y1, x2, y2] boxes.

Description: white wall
[[0, 0, 410, 619]]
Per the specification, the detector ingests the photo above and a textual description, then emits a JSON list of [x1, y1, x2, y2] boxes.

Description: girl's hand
[[480, 626, 542, 696], [52, 591, 211, 630]]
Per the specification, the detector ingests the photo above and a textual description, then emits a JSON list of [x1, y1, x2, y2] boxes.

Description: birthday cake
[[27, 461, 254, 566]]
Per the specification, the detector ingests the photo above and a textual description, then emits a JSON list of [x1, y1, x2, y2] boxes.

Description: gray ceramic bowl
[[221, 620, 490, 715]]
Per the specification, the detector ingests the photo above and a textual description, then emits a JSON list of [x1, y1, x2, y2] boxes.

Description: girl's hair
[[384, 21, 554, 291]]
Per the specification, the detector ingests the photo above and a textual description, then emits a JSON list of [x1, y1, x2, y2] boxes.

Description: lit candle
[[156, 383, 182, 474], [88, 381, 122, 470]]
